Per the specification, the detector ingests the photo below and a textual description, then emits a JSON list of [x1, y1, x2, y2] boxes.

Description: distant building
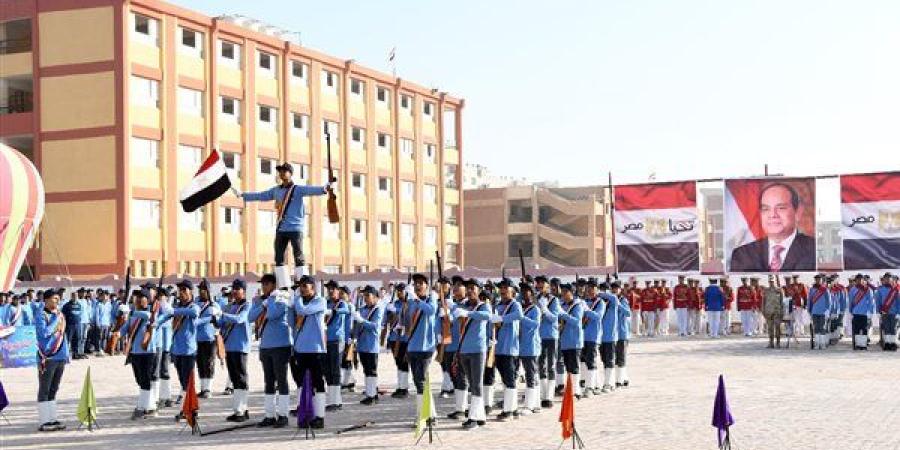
[[463, 163, 530, 189], [816, 221, 842, 268], [699, 187, 724, 265], [464, 184, 612, 270]]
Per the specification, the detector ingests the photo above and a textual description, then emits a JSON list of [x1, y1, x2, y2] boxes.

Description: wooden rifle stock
[[518, 248, 526, 281], [325, 128, 340, 224]]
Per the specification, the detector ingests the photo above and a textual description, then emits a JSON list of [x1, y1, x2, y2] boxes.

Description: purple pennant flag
[[0, 380, 9, 412], [296, 370, 315, 428], [711, 374, 735, 448]]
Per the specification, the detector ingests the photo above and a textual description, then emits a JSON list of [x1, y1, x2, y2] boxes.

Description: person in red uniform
[[736, 278, 755, 337], [624, 282, 642, 336], [673, 276, 691, 336], [750, 277, 764, 335], [656, 280, 672, 336], [720, 279, 734, 336], [640, 281, 658, 337], [690, 279, 705, 335]]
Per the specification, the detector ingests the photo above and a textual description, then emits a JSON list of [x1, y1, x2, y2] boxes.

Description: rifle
[[106, 267, 131, 355], [324, 125, 340, 224], [140, 273, 164, 350], [518, 249, 527, 282], [379, 287, 395, 347], [435, 251, 452, 362]]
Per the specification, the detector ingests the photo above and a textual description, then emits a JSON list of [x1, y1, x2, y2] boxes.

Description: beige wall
[[38, 7, 115, 67]]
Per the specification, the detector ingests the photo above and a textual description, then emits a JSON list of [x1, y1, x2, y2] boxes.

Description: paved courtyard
[[1, 335, 898, 450]]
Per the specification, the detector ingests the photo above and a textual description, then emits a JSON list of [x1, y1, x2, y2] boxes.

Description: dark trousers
[[130, 353, 157, 391], [359, 352, 378, 377], [561, 349, 580, 374], [341, 343, 354, 370], [483, 348, 496, 386], [172, 354, 196, 392], [408, 351, 433, 394], [615, 340, 628, 367], [292, 352, 326, 393], [459, 352, 485, 397], [259, 346, 291, 395], [95, 326, 110, 354], [274, 231, 304, 267], [450, 352, 469, 390], [158, 351, 170, 380], [440, 349, 455, 376], [600, 342, 615, 368], [852, 314, 869, 347], [78, 324, 90, 355], [495, 354, 517, 388], [196, 341, 216, 379], [226, 352, 249, 390], [325, 341, 342, 386], [37, 360, 65, 402], [881, 313, 897, 334], [812, 314, 827, 334], [391, 341, 409, 371], [66, 325, 80, 355], [581, 342, 597, 370], [520, 356, 538, 388], [538, 339, 556, 380]]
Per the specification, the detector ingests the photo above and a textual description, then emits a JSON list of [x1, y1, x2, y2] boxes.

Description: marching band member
[[122, 288, 160, 420], [599, 282, 619, 393], [171, 280, 200, 420], [849, 274, 876, 350], [406, 274, 438, 424], [535, 276, 561, 407], [453, 278, 491, 430], [557, 283, 584, 398], [580, 279, 603, 396], [612, 282, 631, 388], [517, 282, 542, 415], [322, 281, 350, 411]]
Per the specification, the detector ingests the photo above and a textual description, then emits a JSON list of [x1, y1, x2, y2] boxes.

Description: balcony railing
[[0, 38, 31, 55]]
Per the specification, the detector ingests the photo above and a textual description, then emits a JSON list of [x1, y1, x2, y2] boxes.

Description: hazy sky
[[179, 0, 898, 196]]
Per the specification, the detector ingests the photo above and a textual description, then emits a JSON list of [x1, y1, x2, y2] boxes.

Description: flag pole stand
[[75, 407, 101, 431], [415, 418, 441, 446], [178, 413, 201, 436], [292, 423, 316, 440], [719, 427, 732, 450], [0, 413, 10, 426], [558, 425, 585, 450]]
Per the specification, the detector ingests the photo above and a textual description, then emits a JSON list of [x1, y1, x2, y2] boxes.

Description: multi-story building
[[464, 185, 612, 270], [463, 162, 530, 190], [0, 0, 464, 280], [699, 187, 724, 265], [816, 221, 841, 269]]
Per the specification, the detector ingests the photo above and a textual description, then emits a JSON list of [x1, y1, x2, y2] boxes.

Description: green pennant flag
[[414, 371, 434, 439], [76, 367, 97, 427]]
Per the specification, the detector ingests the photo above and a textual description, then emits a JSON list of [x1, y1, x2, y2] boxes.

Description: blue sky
[[179, 0, 898, 203]]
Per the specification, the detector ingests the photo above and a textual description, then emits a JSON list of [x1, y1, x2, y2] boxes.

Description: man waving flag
[[179, 150, 232, 213]]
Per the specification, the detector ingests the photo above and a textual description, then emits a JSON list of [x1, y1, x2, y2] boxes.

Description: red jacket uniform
[[658, 287, 672, 310], [641, 288, 658, 312], [723, 286, 734, 309], [673, 284, 691, 309], [736, 286, 755, 311]]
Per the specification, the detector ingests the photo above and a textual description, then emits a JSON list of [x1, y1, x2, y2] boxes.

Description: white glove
[[539, 298, 548, 309], [454, 308, 469, 319], [385, 304, 396, 313], [540, 305, 550, 316], [324, 309, 333, 318], [352, 311, 363, 323], [490, 314, 502, 324]]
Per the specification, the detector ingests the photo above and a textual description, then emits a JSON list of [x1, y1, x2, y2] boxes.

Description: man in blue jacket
[[517, 282, 542, 415], [704, 279, 725, 338], [322, 281, 350, 412], [535, 276, 561, 408], [556, 283, 584, 398], [239, 162, 332, 287], [293, 275, 328, 429], [249, 274, 293, 427], [407, 274, 438, 424], [219, 279, 252, 421], [807, 274, 832, 350], [599, 283, 619, 393], [36, 289, 69, 432], [580, 279, 603, 396], [171, 280, 200, 421], [93, 291, 113, 356], [875, 273, 898, 351], [492, 278, 523, 421], [612, 282, 632, 388], [849, 274, 876, 350], [453, 279, 492, 430], [351, 286, 384, 405]]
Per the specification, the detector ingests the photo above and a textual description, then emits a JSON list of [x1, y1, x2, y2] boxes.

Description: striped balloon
[[0, 143, 44, 291]]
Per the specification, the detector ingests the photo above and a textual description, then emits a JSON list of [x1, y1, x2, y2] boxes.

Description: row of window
[[132, 13, 437, 117]]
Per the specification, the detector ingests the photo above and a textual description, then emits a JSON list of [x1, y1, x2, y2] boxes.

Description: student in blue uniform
[[321, 281, 350, 411], [352, 285, 385, 405], [535, 276, 561, 407], [807, 274, 832, 350], [555, 283, 584, 398], [219, 279, 252, 422], [875, 273, 898, 351], [493, 278, 523, 421], [454, 279, 492, 430], [828, 276, 848, 344], [92, 291, 113, 356], [445, 280, 470, 419], [407, 273, 438, 423], [35, 289, 69, 432], [704, 279, 725, 338], [849, 274, 876, 350], [194, 280, 221, 398], [249, 273, 293, 427], [61, 292, 82, 359], [77, 289, 93, 357], [154, 287, 175, 409], [386, 283, 411, 398], [341, 286, 359, 393], [122, 288, 160, 420], [517, 282, 542, 415], [599, 283, 619, 393], [171, 280, 200, 421], [580, 280, 603, 396], [293, 275, 328, 428]]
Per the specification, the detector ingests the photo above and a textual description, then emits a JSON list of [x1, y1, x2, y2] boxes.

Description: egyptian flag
[[179, 150, 231, 213], [614, 181, 700, 273], [841, 172, 900, 270]]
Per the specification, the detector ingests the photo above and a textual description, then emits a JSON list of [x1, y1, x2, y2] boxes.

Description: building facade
[[0, 0, 464, 280], [463, 162, 530, 190], [464, 185, 612, 270]]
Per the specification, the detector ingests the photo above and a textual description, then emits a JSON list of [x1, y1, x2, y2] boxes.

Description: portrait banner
[[841, 172, 900, 270], [724, 178, 816, 273], [614, 181, 700, 273]]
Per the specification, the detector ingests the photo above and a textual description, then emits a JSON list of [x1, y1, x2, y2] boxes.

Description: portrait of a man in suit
[[729, 182, 816, 272]]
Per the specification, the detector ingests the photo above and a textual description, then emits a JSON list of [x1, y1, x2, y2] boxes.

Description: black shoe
[[484, 405, 493, 415], [175, 395, 183, 404], [310, 417, 324, 429], [174, 411, 184, 422], [325, 404, 342, 412], [391, 388, 408, 398], [289, 408, 297, 417], [615, 383, 623, 388], [132, 409, 145, 420], [198, 390, 211, 399], [554, 386, 564, 396], [512, 410, 520, 419], [143, 409, 157, 418], [226, 411, 249, 422], [496, 411, 512, 422], [447, 411, 465, 420], [541, 400, 553, 408], [223, 387, 234, 395], [274, 415, 288, 428], [163, 399, 173, 408], [342, 383, 356, 392], [39, 422, 57, 432], [360, 396, 376, 405], [476, 420, 486, 426], [623, 381, 630, 387], [257, 417, 276, 427], [462, 419, 478, 430]]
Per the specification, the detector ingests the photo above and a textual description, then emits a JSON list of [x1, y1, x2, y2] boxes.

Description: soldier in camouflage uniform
[[763, 275, 785, 349]]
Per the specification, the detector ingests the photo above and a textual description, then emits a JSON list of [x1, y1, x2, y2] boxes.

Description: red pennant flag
[[559, 373, 575, 440], [183, 371, 200, 432]]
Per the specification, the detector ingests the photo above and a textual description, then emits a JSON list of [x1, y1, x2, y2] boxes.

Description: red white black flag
[[179, 150, 231, 213], [841, 172, 900, 270]]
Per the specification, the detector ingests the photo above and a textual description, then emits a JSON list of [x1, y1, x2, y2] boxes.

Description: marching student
[[599, 282, 619, 393], [386, 282, 411, 398], [35, 289, 69, 432], [807, 274, 832, 350], [612, 282, 631, 388], [292, 275, 328, 429], [122, 288, 160, 420], [323, 281, 350, 411], [875, 273, 899, 351], [849, 274, 876, 350], [535, 276, 561, 408], [556, 283, 584, 397], [195, 280, 222, 398], [492, 278, 523, 421], [352, 285, 385, 405], [155, 287, 175, 409], [580, 280, 603, 396], [453, 279, 491, 430], [406, 274, 438, 424], [171, 280, 200, 420], [517, 282, 542, 415], [219, 279, 252, 422], [249, 273, 293, 428]]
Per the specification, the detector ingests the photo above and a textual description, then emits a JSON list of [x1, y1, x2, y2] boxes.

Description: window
[[402, 180, 415, 200], [425, 226, 438, 246], [291, 61, 307, 83], [322, 265, 341, 274], [222, 152, 241, 180], [322, 216, 340, 239], [130, 76, 159, 107], [221, 206, 242, 232], [400, 94, 411, 110], [351, 127, 365, 149], [401, 223, 415, 242], [400, 139, 414, 159], [322, 120, 340, 144], [178, 144, 202, 168], [445, 205, 459, 225], [424, 184, 437, 204], [179, 208, 204, 231], [257, 210, 276, 234], [350, 79, 363, 97], [131, 13, 158, 46], [352, 219, 366, 241], [131, 137, 159, 168], [321, 70, 337, 93], [378, 176, 392, 197], [376, 87, 391, 107], [132, 199, 161, 229], [423, 101, 434, 117], [377, 133, 392, 152], [446, 243, 459, 264], [258, 51, 275, 76], [423, 143, 436, 163], [258, 157, 275, 179], [351, 173, 365, 191], [292, 113, 309, 136], [379, 221, 393, 242], [177, 87, 203, 116], [180, 27, 202, 57], [295, 164, 309, 184], [220, 96, 241, 123], [258, 105, 276, 128], [219, 40, 241, 67]]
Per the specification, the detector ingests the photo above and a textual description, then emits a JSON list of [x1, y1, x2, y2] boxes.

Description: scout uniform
[[292, 276, 328, 428], [613, 283, 631, 387], [171, 281, 200, 420], [580, 281, 603, 396], [875, 274, 899, 351], [405, 274, 438, 423], [322, 281, 350, 411], [557, 284, 584, 397], [849, 276, 876, 350], [535, 276, 561, 407], [517, 283, 542, 414], [352, 286, 385, 405], [493, 279, 523, 421], [807, 275, 832, 350], [219, 279, 252, 422], [386, 284, 412, 398], [248, 274, 294, 427], [452, 279, 492, 430], [36, 289, 69, 432], [737, 279, 755, 336]]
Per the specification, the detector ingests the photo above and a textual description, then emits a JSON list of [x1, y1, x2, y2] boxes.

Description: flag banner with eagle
[[179, 150, 231, 213], [841, 172, 900, 270], [614, 181, 700, 273]]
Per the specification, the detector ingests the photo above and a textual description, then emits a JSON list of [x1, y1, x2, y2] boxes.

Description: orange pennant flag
[[183, 371, 200, 432], [559, 373, 575, 440]]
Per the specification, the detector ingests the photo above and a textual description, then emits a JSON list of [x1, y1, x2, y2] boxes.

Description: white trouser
[[740, 310, 753, 335], [708, 311, 721, 337], [632, 313, 642, 336], [642, 311, 656, 336], [720, 310, 730, 335], [657, 309, 669, 335], [675, 308, 688, 335]]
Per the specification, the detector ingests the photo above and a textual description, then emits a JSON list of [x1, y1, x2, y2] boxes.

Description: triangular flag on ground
[[297, 370, 314, 428], [0, 380, 9, 413], [559, 373, 575, 440], [711, 374, 735, 449], [76, 367, 97, 426], [414, 371, 434, 439], [183, 371, 200, 433]]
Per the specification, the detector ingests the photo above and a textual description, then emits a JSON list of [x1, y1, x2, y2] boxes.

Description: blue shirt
[[195, 299, 220, 343], [36, 309, 70, 363], [806, 285, 832, 316], [704, 286, 725, 311], [600, 293, 619, 343], [387, 297, 411, 343], [78, 298, 93, 324], [849, 286, 876, 316], [582, 296, 605, 344], [406, 293, 437, 353], [93, 301, 113, 327], [455, 302, 491, 354], [249, 293, 293, 349], [494, 300, 523, 356], [616, 296, 632, 340], [325, 299, 350, 342], [518, 303, 541, 357], [171, 303, 200, 356], [875, 285, 899, 315], [538, 294, 562, 340], [445, 297, 465, 352], [355, 304, 384, 354], [293, 294, 327, 354], [242, 183, 328, 233], [558, 300, 584, 350], [61, 299, 82, 327], [220, 301, 252, 353], [120, 310, 158, 354]]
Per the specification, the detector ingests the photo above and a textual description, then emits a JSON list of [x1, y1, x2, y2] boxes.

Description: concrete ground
[[1, 334, 897, 450]]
